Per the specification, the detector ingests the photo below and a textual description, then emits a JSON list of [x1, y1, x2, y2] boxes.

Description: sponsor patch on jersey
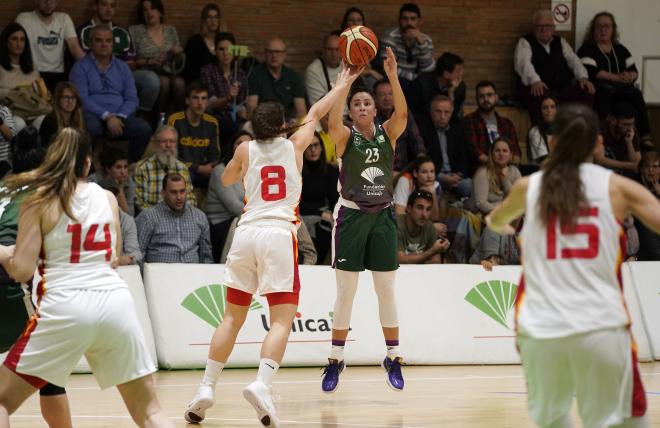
[[360, 167, 384, 184]]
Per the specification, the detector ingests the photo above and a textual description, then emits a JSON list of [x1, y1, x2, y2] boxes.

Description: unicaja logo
[[464, 280, 518, 329], [181, 284, 263, 328], [361, 167, 384, 184]]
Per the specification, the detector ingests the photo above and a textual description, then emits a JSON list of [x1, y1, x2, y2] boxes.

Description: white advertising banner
[[627, 262, 660, 359]]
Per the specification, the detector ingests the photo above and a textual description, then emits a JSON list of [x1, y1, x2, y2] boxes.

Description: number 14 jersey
[[240, 137, 302, 227], [518, 163, 629, 338]]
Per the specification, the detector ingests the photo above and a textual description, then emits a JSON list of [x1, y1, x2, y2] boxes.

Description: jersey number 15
[[546, 207, 599, 260]]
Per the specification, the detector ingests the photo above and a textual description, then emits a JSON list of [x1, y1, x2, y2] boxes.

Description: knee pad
[[39, 383, 66, 396], [372, 271, 398, 328], [332, 270, 359, 330]]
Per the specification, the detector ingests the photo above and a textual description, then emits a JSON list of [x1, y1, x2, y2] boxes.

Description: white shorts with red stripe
[[518, 326, 646, 427], [224, 222, 300, 296], [4, 286, 155, 389]]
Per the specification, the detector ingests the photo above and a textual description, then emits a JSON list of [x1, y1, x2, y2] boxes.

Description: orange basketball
[[338, 25, 379, 66]]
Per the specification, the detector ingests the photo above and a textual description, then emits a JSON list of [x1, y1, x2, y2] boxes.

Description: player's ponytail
[[252, 101, 305, 140], [538, 104, 599, 227]]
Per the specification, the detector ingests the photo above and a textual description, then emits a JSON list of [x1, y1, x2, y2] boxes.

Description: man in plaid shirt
[[461, 81, 521, 165], [134, 126, 196, 212]]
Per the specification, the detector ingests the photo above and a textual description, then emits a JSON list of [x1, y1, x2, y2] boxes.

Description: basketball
[[338, 25, 379, 66]]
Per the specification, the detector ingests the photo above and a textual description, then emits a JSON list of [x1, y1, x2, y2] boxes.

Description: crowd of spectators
[[0, 1, 657, 268]]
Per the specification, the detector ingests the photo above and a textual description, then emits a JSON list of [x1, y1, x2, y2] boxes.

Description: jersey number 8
[[260, 166, 286, 201]]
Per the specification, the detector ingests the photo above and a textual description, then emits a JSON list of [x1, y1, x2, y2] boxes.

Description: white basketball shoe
[[184, 383, 215, 423], [242, 380, 280, 427]]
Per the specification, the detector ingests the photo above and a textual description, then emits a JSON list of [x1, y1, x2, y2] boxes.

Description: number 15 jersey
[[518, 163, 629, 339], [240, 137, 301, 227]]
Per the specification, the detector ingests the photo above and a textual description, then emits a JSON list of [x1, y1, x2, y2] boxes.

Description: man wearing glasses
[[514, 9, 595, 124], [246, 38, 307, 123]]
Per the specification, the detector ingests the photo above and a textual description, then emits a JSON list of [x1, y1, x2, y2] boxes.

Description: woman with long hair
[[39, 82, 85, 145], [182, 3, 226, 83], [0, 128, 174, 428], [527, 95, 557, 165], [487, 103, 660, 428], [473, 138, 522, 215]]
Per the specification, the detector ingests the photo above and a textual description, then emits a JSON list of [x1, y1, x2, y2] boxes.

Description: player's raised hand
[[383, 47, 398, 79], [336, 63, 365, 87]]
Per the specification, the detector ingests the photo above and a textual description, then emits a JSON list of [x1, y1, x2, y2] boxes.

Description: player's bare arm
[[381, 47, 407, 146], [486, 177, 529, 235], [610, 174, 660, 233], [222, 142, 248, 186]]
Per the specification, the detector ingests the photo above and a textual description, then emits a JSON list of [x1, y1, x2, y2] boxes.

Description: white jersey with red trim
[[239, 137, 301, 227], [39, 182, 124, 292], [517, 163, 629, 338]]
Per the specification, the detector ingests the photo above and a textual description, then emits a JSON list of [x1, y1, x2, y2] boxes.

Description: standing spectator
[[305, 32, 342, 106], [380, 3, 435, 87], [167, 82, 220, 190], [462, 81, 521, 165], [136, 172, 212, 264], [418, 95, 474, 200], [578, 11, 652, 148], [514, 9, 594, 124], [473, 139, 521, 215], [246, 38, 307, 122], [78, 0, 135, 66], [374, 79, 425, 172], [0, 104, 16, 167], [595, 101, 641, 176], [300, 132, 339, 264], [634, 151, 660, 261], [39, 81, 86, 145], [134, 125, 195, 211], [0, 24, 48, 131], [69, 25, 152, 163], [397, 190, 449, 264], [527, 95, 557, 165], [206, 130, 250, 262], [130, 0, 186, 114], [407, 52, 465, 127], [339, 6, 383, 87], [93, 147, 136, 217], [182, 3, 225, 83], [15, 0, 85, 92], [201, 32, 247, 150]]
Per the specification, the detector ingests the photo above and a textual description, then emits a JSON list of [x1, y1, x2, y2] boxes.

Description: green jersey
[[338, 124, 394, 213]]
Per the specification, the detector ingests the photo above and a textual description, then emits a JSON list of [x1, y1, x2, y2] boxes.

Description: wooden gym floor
[[10, 363, 660, 427]]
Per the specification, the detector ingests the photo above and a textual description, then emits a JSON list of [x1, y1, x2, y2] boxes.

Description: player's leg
[[117, 374, 174, 428], [39, 384, 71, 428], [0, 366, 40, 428]]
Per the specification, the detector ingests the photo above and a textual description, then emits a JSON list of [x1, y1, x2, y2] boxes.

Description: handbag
[[4, 85, 52, 121]]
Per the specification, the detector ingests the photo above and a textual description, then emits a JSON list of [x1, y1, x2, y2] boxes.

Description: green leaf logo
[[181, 284, 264, 328], [465, 280, 518, 329]]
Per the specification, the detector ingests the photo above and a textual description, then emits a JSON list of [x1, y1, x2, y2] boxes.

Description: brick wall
[[2, 0, 575, 100]]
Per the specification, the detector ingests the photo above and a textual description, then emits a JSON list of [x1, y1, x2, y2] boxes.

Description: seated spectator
[[300, 132, 339, 264], [594, 101, 641, 176], [167, 82, 220, 190], [70, 25, 152, 163], [78, 0, 135, 66], [527, 95, 557, 165], [98, 180, 142, 266], [374, 79, 425, 172], [246, 38, 307, 122], [380, 3, 435, 87], [0, 24, 49, 132], [397, 190, 450, 264], [407, 52, 465, 126], [39, 81, 86, 145], [393, 155, 442, 222], [182, 3, 224, 83], [473, 139, 521, 215], [418, 95, 474, 200], [634, 151, 660, 260], [136, 172, 212, 264], [462, 80, 521, 165], [317, 113, 337, 166], [514, 9, 594, 124], [201, 32, 248, 150], [92, 147, 136, 216], [206, 130, 250, 261], [339, 7, 383, 87], [134, 125, 195, 211], [0, 104, 16, 165], [130, 0, 185, 114], [469, 224, 521, 271], [305, 31, 341, 106], [16, 0, 85, 92], [296, 218, 318, 265], [578, 11, 652, 148]]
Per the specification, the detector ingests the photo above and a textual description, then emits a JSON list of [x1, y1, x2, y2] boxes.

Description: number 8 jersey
[[40, 182, 124, 291], [240, 137, 302, 226], [517, 163, 629, 338]]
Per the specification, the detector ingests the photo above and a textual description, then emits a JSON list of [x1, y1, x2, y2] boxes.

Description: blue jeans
[[85, 113, 153, 163], [133, 69, 160, 112]]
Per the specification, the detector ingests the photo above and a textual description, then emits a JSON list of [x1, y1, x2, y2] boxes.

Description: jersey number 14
[[67, 223, 112, 263]]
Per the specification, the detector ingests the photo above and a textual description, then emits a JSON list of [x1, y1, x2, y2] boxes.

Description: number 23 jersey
[[240, 137, 302, 226], [518, 163, 628, 338]]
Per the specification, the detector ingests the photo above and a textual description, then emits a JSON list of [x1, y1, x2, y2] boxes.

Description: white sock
[[330, 345, 345, 361], [386, 346, 400, 360], [202, 358, 225, 387], [256, 358, 279, 386]]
